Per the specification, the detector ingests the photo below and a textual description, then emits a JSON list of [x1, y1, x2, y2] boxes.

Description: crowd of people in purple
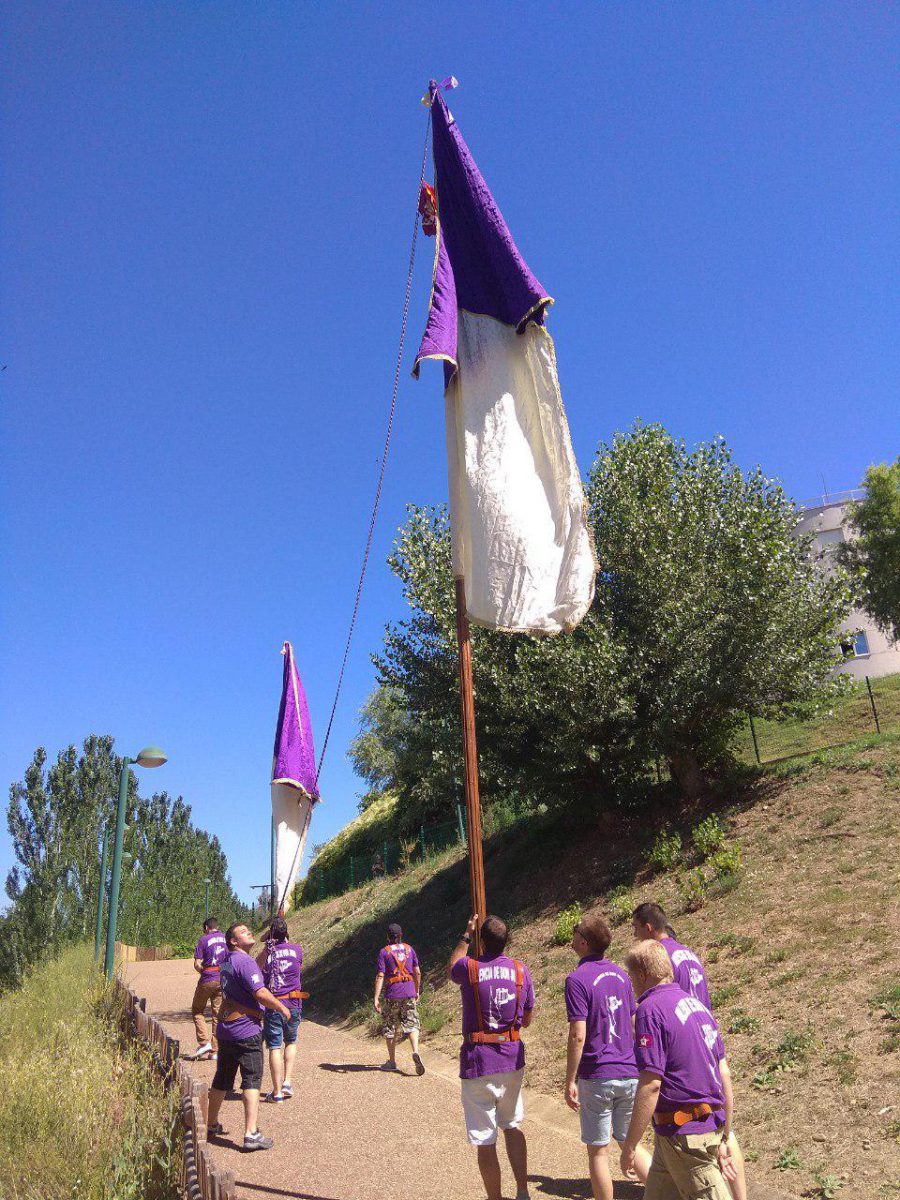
[[188, 901, 747, 1200]]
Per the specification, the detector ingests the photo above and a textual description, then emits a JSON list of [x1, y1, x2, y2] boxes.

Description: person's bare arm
[[255, 945, 269, 971], [193, 957, 204, 976], [621, 1072, 662, 1178], [374, 973, 384, 1012], [254, 986, 290, 1020], [449, 914, 478, 974], [718, 1057, 738, 1181], [521, 1007, 533, 1028], [413, 966, 422, 999], [565, 1020, 586, 1110]]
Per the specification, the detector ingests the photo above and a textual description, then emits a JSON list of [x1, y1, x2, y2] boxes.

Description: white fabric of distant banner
[[272, 779, 313, 912], [444, 312, 596, 634]]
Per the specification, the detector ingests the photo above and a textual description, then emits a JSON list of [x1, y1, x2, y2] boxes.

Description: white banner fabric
[[272, 781, 313, 912], [444, 312, 596, 634]]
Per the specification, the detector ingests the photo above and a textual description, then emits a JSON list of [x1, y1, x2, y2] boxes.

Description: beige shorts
[[380, 996, 419, 1039], [460, 1068, 525, 1146], [644, 1130, 732, 1200]]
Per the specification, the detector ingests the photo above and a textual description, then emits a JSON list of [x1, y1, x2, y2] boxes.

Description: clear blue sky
[[2, 3, 897, 906]]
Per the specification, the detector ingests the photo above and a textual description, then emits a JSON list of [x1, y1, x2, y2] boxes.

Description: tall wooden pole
[[454, 577, 487, 954]]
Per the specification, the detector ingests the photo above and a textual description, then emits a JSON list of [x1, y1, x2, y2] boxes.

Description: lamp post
[[94, 824, 110, 961], [104, 745, 167, 979], [204, 877, 211, 921]]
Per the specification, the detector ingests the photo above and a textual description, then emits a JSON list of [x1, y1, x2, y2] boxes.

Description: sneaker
[[379, 1060, 398, 1072], [281, 1082, 293, 1099], [412, 1052, 425, 1076], [190, 1042, 213, 1060], [207, 1122, 226, 1137], [261, 1091, 284, 1103], [243, 1130, 274, 1152]]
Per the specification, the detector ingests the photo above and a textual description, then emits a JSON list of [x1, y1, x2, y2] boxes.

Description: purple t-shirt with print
[[263, 941, 304, 1009], [377, 943, 420, 1000], [218, 949, 265, 1042], [450, 953, 536, 1080], [634, 982, 726, 1136], [660, 937, 713, 1010], [565, 957, 637, 1081], [194, 931, 227, 981]]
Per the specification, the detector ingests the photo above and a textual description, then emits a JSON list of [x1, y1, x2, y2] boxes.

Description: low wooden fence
[[112, 977, 238, 1200]]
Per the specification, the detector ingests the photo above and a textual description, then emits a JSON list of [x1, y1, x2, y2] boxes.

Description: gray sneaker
[[243, 1130, 274, 1152], [379, 1060, 398, 1072]]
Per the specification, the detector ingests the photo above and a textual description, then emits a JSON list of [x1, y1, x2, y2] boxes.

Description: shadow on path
[[236, 1180, 343, 1200], [530, 1176, 643, 1199], [318, 1062, 412, 1076]]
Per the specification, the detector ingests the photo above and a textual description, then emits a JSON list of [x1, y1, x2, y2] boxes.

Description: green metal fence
[[297, 805, 467, 906]]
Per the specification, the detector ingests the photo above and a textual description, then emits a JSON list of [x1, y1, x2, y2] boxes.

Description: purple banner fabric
[[272, 641, 319, 802], [414, 87, 552, 381]]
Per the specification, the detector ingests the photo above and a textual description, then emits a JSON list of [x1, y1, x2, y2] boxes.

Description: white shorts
[[460, 1068, 525, 1146]]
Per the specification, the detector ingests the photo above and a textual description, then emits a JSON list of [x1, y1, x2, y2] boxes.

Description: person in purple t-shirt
[[620, 940, 738, 1200], [449, 914, 535, 1200], [206, 923, 291, 1153], [632, 902, 747, 1200], [564, 914, 650, 1200], [374, 922, 425, 1075], [190, 917, 227, 1059], [256, 916, 305, 1103]]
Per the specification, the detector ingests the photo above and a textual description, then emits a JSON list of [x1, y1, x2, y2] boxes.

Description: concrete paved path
[[123, 959, 792, 1200]]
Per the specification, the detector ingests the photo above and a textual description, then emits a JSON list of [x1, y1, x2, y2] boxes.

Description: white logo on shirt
[[675, 996, 712, 1024], [607, 995, 623, 1042]]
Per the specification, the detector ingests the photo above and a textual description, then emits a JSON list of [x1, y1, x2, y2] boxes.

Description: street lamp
[[103, 745, 167, 979], [94, 824, 110, 961], [204, 877, 211, 920]]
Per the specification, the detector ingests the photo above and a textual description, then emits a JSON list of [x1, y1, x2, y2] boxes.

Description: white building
[[796, 490, 900, 680]]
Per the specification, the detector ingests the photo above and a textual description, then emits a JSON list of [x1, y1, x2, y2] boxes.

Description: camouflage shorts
[[381, 996, 419, 1038]]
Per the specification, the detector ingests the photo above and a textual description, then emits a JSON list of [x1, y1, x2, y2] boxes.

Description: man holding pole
[[449, 914, 535, 1200], [189, 917, 227, 1060], [206, 923, 291, 1152], [257, 916, 306, 1102]]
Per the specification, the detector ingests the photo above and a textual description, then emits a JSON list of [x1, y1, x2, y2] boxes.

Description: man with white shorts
[[449, 914, 535, 1200], [564, 914, 651, 1200]]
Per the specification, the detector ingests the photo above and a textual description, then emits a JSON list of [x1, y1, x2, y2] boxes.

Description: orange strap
[[653, 1103, 721, 1127], [466, 957, 524, 1044], [384, 944, 416, 986], [279, 989, 309, 1001]]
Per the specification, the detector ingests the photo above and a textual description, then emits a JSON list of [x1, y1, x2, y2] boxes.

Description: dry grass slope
[[288, 734, 900, 1200]]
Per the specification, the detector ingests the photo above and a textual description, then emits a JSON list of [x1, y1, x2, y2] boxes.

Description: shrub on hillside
[[677, 868, 708, 912], [693, 815, 726, 860], [607, 886, 634, 926], [649, 829, 683, 872], [553, 904, 582, 946]]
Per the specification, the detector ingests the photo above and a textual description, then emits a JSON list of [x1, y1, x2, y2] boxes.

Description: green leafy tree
[[2, 735, 247, 990], [842, 458, 900, 641], [587, 424, 853, 794]]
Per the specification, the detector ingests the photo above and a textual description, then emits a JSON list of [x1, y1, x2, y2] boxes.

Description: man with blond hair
[[564, 913, 650, 1200], [632, 902, 747, 1200], [620, 940, 738, 1200]]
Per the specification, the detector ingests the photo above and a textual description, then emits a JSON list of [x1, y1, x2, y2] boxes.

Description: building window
[[853, 632, 870, 657]]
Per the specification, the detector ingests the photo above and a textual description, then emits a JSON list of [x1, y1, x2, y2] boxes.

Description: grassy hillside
[[0, 944, 179, 1200], [288, 733, 900, 1200]]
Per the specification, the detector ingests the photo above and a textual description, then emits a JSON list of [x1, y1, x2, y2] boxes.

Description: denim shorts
[[263, 1004, 301, 1048], [577, 1076, 638, 1146]]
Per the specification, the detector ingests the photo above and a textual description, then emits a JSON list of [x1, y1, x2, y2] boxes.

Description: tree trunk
[[667, 750, 708, 799]]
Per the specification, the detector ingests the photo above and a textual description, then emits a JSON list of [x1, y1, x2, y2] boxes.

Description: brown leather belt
[[466, 1028, 521, 1045], [653, 1102, 722, 1127]]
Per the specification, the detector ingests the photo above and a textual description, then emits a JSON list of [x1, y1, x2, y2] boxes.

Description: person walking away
[[206, 923, 291, 1152], [190, 917, 227, 1059], [620, 940, 738, 1200], [564, 914, 651, 1200], [449, 914, 535, 1200], [374, 922, 425, 1075], [257, 916, 306, 1102], [632, 902, 747, 1200]]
